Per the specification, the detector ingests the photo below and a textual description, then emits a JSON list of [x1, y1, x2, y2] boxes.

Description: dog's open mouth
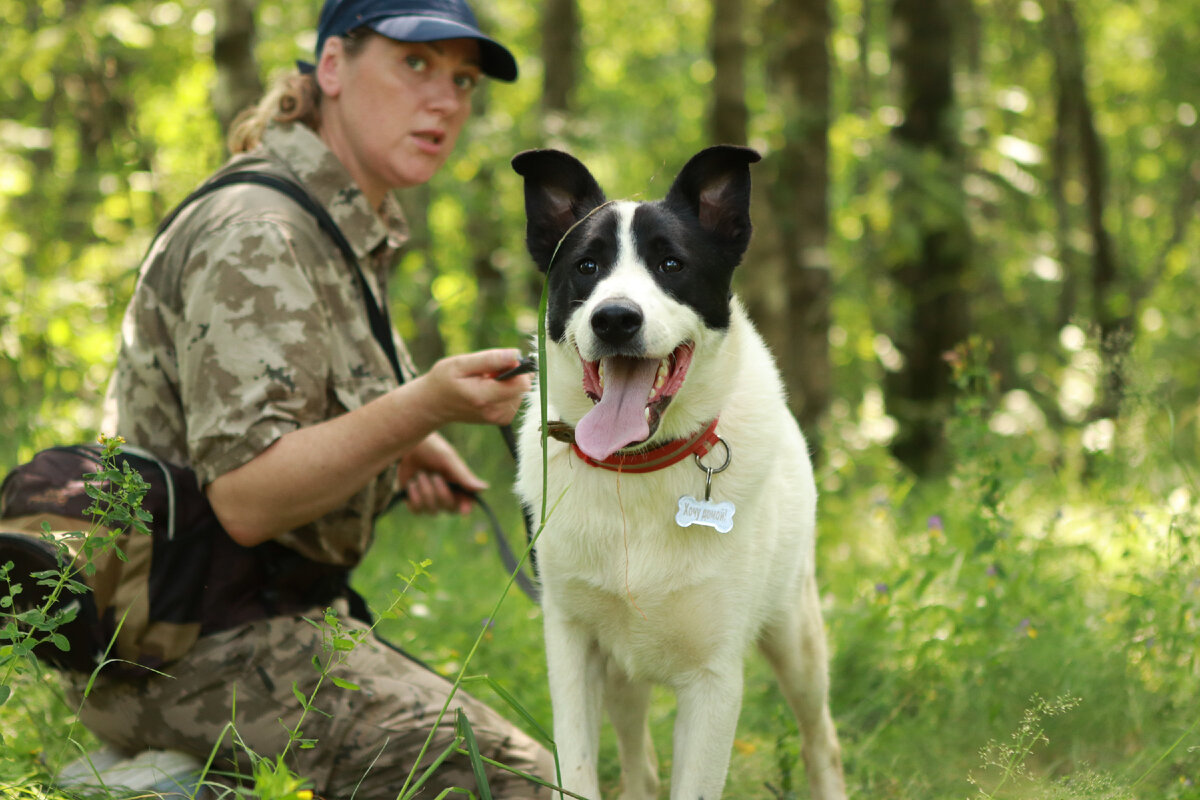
[[574, 342, 695, 460]]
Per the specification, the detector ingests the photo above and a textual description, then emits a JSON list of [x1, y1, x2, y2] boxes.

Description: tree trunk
[[541, 0, 579, 114], [1048, 0, 1129, 420], [885, 0, 971, 475], [743, 0, 833, 450], [531, 0, 581, 309], [212, 0, 262, 139], [709, 0, 748, 146]]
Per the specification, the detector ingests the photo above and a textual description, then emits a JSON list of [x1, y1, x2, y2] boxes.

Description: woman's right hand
[[415, 348, 532, 427]]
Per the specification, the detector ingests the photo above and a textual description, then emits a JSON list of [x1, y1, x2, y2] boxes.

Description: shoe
[[58, 747, 212, 798], [56, 744, 126, 783]]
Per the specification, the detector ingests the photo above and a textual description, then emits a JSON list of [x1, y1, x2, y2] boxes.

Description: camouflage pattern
[[68, 607, 554, 798], [103, 119, 415, 566], [87, 121, 555, 795]]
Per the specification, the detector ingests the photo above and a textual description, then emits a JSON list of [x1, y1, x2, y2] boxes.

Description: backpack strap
[[154, 170, 405, 385]]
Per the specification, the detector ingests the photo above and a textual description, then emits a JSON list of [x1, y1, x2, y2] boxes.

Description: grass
[[3, 372, 1200, 798]]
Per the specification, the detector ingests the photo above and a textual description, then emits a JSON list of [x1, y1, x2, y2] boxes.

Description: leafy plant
[[0, 435, 149, 726]]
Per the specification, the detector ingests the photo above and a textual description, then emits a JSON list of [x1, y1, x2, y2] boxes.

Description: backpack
[[0, 443, 365, 675]]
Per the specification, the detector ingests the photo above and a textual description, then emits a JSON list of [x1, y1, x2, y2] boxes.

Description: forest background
[[1, 0, 1199, 798]]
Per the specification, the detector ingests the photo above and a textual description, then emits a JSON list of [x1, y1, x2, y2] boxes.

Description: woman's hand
[[415, 348, 532, 428], [397, 432, 486, 515]]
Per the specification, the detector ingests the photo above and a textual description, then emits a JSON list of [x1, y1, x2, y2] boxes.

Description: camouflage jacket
[[103, 120, 415, 567]]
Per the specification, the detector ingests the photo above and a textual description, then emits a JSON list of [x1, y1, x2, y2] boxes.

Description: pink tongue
[[575, 356, 660, 460]]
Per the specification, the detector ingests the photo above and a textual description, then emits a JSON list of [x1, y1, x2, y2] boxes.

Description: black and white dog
[[512, 147, 846, 800]]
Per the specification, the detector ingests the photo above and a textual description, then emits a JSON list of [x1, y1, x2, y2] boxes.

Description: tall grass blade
[[460, 674, 553, 747], [455, 708, 493, 800]]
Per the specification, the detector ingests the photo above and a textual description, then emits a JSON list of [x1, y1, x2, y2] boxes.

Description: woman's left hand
[[397, 432, 487, 515]]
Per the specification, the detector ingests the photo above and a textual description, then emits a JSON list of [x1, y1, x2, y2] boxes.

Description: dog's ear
[[664, 145, 761, 253], [512, 149, 607, 272]]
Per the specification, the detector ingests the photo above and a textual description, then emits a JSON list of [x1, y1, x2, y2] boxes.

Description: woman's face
[[317, 34, 482, 206]]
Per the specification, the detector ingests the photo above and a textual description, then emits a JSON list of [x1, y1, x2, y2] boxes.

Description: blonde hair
[[227, 72, 321, 154], [227, 28, 376, 154]]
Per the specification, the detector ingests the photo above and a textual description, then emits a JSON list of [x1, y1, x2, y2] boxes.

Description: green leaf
[[17, 609, 47, 627], [455, 708, 493, 800], [330, 676, 360, 692]]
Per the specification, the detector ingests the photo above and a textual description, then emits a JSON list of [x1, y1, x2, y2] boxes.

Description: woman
[[72, 0, 552, 797]]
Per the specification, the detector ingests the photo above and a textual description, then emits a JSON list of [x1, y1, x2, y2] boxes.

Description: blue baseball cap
[[300, 0, 518, 82]]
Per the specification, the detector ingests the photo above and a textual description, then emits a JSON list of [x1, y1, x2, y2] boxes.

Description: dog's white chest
[[536, 475, 756, 682], [551, 573, 734, 682]]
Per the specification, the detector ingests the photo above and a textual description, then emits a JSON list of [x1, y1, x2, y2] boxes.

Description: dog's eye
[[658, 257, 684, 274], [577, 259, 598, 275]]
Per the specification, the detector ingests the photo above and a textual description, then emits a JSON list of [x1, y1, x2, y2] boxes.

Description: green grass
[[4, 392, 1200, 798]]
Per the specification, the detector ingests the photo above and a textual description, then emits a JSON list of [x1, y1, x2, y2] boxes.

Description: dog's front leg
[[668, 663, 744, 800], [604, 666, 658, 800], [545, 609, 605, 799]]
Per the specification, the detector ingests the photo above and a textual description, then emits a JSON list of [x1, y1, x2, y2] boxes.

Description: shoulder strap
[[154, 170, 405, 385]]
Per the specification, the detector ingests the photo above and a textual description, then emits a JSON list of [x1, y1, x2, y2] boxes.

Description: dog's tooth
[[598, 361, 605, 389], [644, 407, 651, 422]]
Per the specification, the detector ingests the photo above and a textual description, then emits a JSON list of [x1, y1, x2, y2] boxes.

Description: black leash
[[160, 171, 541, 603]]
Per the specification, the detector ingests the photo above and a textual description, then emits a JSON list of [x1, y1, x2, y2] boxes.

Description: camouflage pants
[[67, 608, 555, 799]]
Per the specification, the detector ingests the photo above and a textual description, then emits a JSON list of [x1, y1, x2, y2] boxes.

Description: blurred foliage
[[1, 0, 1198, 470], [1, 0, 1199, 796]]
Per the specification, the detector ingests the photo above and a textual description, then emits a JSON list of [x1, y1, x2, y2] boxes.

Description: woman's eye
[[577, 259, 598, 275], [659, 257, 683, 273], [404, 54, 429, 72], [454, 72, 479, 92]]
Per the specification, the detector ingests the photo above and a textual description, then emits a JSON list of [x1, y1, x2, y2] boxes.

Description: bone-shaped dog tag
[[675, 495, 736, 533]]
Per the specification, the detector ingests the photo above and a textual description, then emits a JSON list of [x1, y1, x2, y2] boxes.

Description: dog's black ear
[[664, 145, 761, 252], [512, 149, 607, 272]]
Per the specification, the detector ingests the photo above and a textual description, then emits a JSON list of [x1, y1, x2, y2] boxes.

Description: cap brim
[[369, 16, 518, 82]]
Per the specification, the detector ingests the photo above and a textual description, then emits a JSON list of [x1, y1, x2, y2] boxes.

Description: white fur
[[517, 256, 847, 798]]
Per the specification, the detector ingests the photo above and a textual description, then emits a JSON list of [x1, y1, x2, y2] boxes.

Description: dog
[[511, 146, 846, 800]]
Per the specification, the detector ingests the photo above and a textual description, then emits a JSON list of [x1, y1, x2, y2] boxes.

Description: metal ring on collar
[[695, 436, 732, 474]]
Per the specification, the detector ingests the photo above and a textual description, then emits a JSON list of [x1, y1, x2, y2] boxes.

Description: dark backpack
[[0, 443, 366, 674]]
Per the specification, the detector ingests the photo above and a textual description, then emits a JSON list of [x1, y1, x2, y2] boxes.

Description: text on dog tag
[[675, 495, 736, 533]]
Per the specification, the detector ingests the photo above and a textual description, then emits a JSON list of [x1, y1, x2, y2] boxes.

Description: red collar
[[570, 418, 721, 474]]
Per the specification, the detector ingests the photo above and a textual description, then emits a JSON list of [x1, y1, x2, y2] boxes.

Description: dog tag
[[676, 436, 735, 532], [675, 495, 736, 533]]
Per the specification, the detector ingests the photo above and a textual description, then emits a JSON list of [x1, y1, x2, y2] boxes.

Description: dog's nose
[[591, 299, 644, 345]]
